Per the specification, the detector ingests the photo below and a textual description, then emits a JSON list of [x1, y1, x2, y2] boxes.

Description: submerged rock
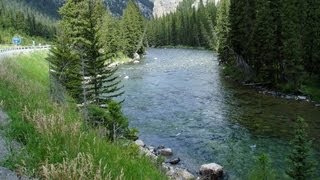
[[199, 163, 223, 180]]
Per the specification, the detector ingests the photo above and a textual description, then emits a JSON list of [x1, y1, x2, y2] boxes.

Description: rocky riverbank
[[250, 85, 320, 107], [134, 139, 224, 180]]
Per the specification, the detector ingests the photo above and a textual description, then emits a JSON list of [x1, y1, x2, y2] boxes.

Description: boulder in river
[[199, 163, 223, 180]]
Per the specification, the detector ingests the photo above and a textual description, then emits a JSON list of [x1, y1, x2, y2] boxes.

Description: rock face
[[153, 0, 183, 18], [199, 163, 223, 180]]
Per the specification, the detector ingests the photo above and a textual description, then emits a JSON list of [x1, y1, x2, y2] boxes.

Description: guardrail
[[0, 45, 51, 53]]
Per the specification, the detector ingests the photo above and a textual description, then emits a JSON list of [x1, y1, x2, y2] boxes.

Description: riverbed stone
[[164, 164, 195, 180], [159, 148, 173, 156], [297, 96, 307, 100], [199, 163, 223, 180], [133, 53, 140, 60], [135, 139, 145, 147], [133, 60, 140, 64], [168, 157, 181, 165], [139, 147, 157, 160]]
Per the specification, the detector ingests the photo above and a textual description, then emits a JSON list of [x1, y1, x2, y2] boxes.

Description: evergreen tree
[[251, 0, 278, 84], [122, 0, 145, 57], [215, 0, 230, 63], [286, 117, 316, 179], [303, 0, 320, 76], [281, 0, 306, 90], [49, 0, 123, 106]]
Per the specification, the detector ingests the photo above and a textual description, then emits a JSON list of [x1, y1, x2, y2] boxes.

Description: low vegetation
[[0, 52, 166, 179]]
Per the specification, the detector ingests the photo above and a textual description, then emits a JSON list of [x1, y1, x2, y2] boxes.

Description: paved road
[[0, 46, 50, 60]]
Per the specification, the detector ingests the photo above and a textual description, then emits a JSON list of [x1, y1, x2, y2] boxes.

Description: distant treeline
[[0, 0, 57, 43], [148, 0, 320, 92], [218, 0, 320, 91], [147, 0, 217, 49]]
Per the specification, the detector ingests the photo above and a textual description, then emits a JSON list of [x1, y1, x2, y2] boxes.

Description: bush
[[87, 101, 138, 141]]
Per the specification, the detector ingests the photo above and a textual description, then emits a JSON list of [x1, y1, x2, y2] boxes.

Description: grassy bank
[[0, 52, 166, 179]]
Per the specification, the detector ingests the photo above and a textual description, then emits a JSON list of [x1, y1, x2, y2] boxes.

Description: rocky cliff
[[153, 0, 183, 18]]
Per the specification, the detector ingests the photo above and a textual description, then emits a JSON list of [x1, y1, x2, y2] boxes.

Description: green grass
[[0, 52, 166, 179]]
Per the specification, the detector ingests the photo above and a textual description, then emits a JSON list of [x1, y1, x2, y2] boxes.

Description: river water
[[119, 48, 320, 178]]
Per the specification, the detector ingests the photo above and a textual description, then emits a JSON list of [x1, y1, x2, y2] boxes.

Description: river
[[119, 48, 320, 178]]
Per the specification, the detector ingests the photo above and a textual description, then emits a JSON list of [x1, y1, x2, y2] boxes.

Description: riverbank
[[0, 52, 166, 179], [222, 65, 320, 105]]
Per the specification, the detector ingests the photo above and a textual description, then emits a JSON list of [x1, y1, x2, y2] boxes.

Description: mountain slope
[[17, 0, 154, 18]]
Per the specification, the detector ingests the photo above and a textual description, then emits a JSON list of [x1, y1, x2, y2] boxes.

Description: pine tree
[[303, 0, 320, 76], [286, 117, 316, 179], [49, 0, 123, 106], [122, 0, 145, 58], [281, 0, 306, 90], [216, 0, 230, 63], [251, 0, 278, 84]]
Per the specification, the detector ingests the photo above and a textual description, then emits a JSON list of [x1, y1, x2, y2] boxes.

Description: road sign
[[12, 37, 22, 45]]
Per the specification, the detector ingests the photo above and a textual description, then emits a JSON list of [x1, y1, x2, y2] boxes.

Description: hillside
[[16, 0, 154, 18]]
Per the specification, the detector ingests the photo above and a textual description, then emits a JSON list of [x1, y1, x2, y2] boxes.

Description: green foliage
[[49, 0, 124, 105], [87, 101, 137, 141], [147, 0, 217, 49], [0, 0, 56, 42], [222, 0, 320, 93], [122, 0, 146, 57], [215, 0, 230, 63], [286, 117, 316, 180], [0, 52, 166, 179], [248, 154, 277, 180]]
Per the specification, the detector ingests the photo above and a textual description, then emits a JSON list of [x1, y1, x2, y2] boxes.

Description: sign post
[[12, 36, 22, 46]]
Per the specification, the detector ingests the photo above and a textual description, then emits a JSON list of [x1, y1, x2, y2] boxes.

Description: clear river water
[[119, 48, 320, 179]]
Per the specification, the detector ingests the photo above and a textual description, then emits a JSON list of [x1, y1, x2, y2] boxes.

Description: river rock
[[297, 96, 307, 100], [139, 147, 157, 160], [199, 163, 223, 180], [147, 146, 156, 153], [133, 60, 140, 64], [159, 148, 173, 156], [168, 157, 181, 165], [135, 140, 145, 147], [315, 104, 320, 107], [133, 53, 140, 60]]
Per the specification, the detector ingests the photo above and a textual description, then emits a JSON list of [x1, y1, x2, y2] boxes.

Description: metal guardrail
[[0, 45, 51, 53]]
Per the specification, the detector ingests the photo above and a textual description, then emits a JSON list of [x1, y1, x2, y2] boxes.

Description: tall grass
[[0, 52, 166, 179]]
